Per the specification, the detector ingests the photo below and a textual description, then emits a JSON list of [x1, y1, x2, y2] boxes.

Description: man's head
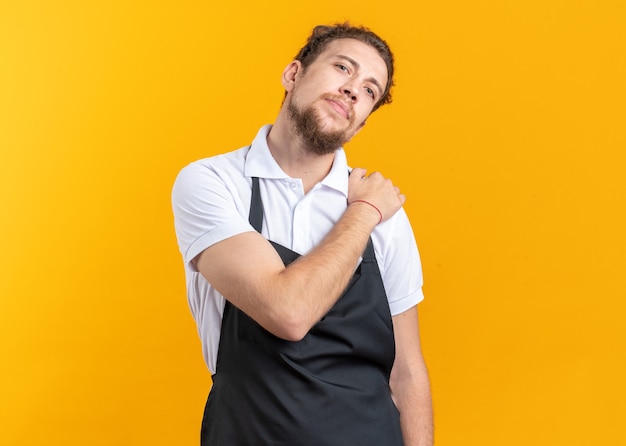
[[280, 23, 395, 155], [292, 23, 395, 112]]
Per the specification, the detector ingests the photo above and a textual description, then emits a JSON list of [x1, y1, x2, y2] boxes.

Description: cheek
[[290, 85, 316, 108], [354, 106, 373, 125]]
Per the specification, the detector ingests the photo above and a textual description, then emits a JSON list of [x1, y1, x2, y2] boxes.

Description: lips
[[325, 98, 350, 120]]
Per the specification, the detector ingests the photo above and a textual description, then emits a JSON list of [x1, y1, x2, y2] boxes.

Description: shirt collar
[[244, 125, 349, 198], [320, 148, 349, 197], [244, 125, 290, 180]]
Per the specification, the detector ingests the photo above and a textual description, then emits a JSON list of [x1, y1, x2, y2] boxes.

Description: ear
[[281, 61, 303, 92]]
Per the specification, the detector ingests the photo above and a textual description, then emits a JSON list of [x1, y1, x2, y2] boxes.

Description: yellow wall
[[1, 1, 624, 444]]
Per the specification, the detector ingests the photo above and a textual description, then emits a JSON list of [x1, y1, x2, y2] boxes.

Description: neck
[[267, 112, 337, 194]]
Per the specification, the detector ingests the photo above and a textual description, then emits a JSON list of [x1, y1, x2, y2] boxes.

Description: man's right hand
[[347, 168, 406, 224]]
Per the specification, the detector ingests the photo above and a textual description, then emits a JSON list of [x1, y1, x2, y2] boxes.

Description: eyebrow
[[335, 54, 384, 97]]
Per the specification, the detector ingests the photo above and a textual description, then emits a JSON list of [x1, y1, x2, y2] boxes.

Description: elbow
[[280, 327, 308, 343], [269, 310, 310, 342], [243, 285, 314, 342]]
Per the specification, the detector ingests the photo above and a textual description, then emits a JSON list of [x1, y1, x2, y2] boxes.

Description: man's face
[[284, 38, 388, 155]]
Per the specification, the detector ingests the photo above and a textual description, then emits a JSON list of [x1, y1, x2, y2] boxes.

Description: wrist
[[350, 199, 383, 225]]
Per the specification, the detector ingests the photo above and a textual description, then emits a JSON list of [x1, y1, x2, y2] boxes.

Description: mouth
[[325, 99, 350, 120]]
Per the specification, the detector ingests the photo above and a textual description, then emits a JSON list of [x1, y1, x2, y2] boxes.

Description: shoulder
[[172, 146, 252, 198], [171, 146, 256, 266], [175, 146, 250, 182]]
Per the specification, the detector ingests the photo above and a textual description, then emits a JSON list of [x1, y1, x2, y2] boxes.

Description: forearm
[[393, 367, 433, 446], [263, 202, 380, 340], [197, 201, 381, 341], [390, 308, 433, 446]]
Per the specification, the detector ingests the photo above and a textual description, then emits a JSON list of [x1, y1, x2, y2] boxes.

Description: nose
[[341, 85, 358, 103]]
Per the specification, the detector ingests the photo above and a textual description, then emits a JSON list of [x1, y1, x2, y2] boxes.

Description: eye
[[336, 64, 349, 73], [365, 87, 375, 99]]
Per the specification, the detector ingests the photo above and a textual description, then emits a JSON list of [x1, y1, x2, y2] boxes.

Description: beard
[[287, 95, 354, 156]]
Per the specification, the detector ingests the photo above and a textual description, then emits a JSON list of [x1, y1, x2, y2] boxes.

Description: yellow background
[[1, 0, 624, 444]]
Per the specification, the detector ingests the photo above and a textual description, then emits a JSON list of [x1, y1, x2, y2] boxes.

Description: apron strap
[[249, 176, 264, 233]]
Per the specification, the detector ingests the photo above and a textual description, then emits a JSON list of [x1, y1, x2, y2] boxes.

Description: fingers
[[350, 167, 367, 179], [348, 168, 406, 223], [398, 194, 406, 207], [349, 169, 388, 184]]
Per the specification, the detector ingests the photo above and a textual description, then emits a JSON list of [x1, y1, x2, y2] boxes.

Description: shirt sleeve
[[171, 161, 255, 271], [375, 208, 425, 316]]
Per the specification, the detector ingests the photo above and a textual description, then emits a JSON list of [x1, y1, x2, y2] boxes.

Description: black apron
[[201, 177, 403, 446]]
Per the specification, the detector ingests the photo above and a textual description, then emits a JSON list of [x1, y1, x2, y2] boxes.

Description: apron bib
[[201, 177, 403, 446]]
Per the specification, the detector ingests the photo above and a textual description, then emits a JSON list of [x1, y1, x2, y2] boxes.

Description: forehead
[[315, 38, 388, 89]]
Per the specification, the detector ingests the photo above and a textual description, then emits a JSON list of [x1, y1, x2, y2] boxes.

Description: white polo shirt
[[172, 125, 424, 373]]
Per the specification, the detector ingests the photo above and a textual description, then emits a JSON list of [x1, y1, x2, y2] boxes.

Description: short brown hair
[[292, 23, 395, 111]]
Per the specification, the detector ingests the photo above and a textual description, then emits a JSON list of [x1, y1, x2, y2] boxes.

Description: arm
[[194, 168, 405, 341], [390, 306, 433, 446]]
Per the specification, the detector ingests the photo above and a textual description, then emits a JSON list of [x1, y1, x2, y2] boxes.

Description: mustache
[[321, 94, 354, 119]]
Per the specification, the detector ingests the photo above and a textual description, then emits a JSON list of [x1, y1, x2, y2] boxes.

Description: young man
[[172, 23, 433, 446]]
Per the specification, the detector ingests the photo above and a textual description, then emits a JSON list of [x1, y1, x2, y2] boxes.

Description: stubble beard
[[287, 96, 353, 156]]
